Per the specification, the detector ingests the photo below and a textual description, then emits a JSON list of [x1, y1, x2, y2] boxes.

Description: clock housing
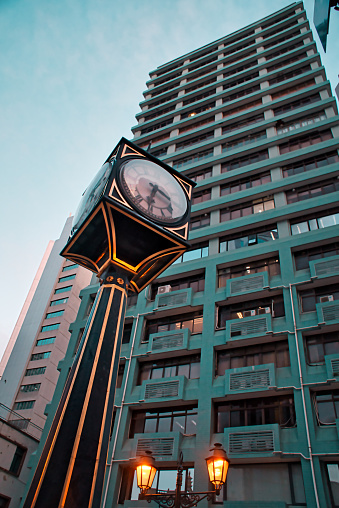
[[61, 137, 195, 293]]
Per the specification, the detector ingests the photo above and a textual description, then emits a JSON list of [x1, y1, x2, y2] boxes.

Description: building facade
[[0, 218, 92, 507], [27, 2, 339, 507]]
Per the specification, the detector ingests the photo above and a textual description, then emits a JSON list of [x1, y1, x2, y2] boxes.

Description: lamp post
[[135, 444, 230, 508]]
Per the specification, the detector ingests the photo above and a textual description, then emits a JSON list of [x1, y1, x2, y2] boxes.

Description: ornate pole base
[[23, 268, 128, 508]]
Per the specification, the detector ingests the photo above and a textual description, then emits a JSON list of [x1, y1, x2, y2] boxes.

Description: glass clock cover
[[72, 162, 112, 234], [119, 159, 188, 224]]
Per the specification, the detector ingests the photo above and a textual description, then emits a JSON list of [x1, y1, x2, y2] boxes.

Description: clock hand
[[149, 182, 171, 201]]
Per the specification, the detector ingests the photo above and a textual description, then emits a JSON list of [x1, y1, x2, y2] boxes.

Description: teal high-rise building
[[31, 2, 339, 507]]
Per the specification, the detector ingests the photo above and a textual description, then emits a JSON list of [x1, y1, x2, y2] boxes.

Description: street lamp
[[135, 444, 230, 508]]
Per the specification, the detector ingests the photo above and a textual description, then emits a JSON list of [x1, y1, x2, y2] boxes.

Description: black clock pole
[[22, 268, 129, 508]]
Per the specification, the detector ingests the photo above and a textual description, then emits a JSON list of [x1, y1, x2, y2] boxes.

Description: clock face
[[119, 159, 188, 224], [72, 162, 112, 234]]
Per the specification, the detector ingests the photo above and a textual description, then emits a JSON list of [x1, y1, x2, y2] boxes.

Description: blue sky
[[0, 0, 338, 360]]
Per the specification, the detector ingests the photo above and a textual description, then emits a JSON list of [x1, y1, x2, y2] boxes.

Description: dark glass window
[[187, 167, 212, 183], [130, 406, 198, 437], [220, 171, 271, 196], [122, 322, 133, 344], [291, 210, 339, 236], [50, 297, 68, 306], [216, 340, 290, 375], [267, 52, 307, 72], [183, 89, 216, 106], [279, 130, 333, 154], [25, 367, 46, 376], [326, 463, 339, 507], [127, 291, 138, 307], [9, 445, 26, 475], [58, 274, 76, 283], [45, 310, 64, 319], [172, 149, 213, 169], [20, 383, 41, 393], [62, 264, 79, 272], [222, 98, 262, 118], [305, 332, 339, 364], [221, 150, 268, 172], [144, 105, 176, 121], [192, 189, 211, 205], [223, 84, 261, 103], [174, 242, 209, 264], [222, 130, 266, 152], [286, 178, 339, 204], [151, 273, 205, 300], [176, 131, 214, 151], [294, 242, 339, 271], [299, 284, 339, 312], [116, 363, 125, 389], [140, 118, 173, 135], [314, 390, 339, 425], [269, 65, 311, 85], [55, 285, 72, 294], [179, 117, 214, 134], [220, 196, 274, 222], [219, 225, 278, 253], [36, 337, 55, 346], [31, 351, 51, 361], [218, 257, 280, 288], [180, 103, 215, 120], [282, 152, 339, 178], [217, 294, 285, 329], [274, 93, 321, 115], [189, 213, 210, 230], [144, 312, 203, 341], [138, 354, 200, 384], [215, 395, 296, 431], [271, 79, 315, 100], [222, 113, 264, 134]]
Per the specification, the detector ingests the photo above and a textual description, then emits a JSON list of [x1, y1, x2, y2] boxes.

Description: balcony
[[226, 272, 269, 298], [310, 255, 339, 279], [154, 288, 193, 311], [149, 328, 190, 353], [224, 424, 280, 458], [325, 354, 339, 381], [140, 376, 186, 403], [316, 300, 339, 325], [226, 314, 273, 341]]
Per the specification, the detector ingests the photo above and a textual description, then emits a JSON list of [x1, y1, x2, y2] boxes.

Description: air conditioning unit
[[157, 285, 171, 295], [320, 295, 334, 303], [258, 307, 271, 315], [243, 309, 256, 318]]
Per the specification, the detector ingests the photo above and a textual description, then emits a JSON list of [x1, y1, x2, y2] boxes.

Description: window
[[187, 168, 212, 183], [45, 310, 64, 319], [286, 178, 339, 204], [219, 225, 278, 252], [222, 113, 264, 134], [122, 322, 133, 344], [221, 150, 268, 172], [192, 189, 211, 205], [267, 52, 308, 73], [188, 56, 217, 72], [222, 98, 262, 118], [224, 463, 306, 505], [277, 113, 326, 135], [20, 383, 41, 393], [269, 65, 311, 86], [223, 71, 259, 90], [217, 257, 280, 287], [73, 328, 85, 356], [294, 242, 339, 271], [273, 93, 321, 115], [116, 363, 125, 389], [151, 272, 205, 300], [144, 104, 176, 121], [265, 37, 303, 53], [0, 495, 10, 508], [279, 130, 333, 154], [223, 59, 257, 78], [216, 340, 290, 375], [220, 196, 275, 222], [262, 19, 298, 38], [31, 351, 51, 361], [185, 77, 216, 94], [176, 131, 214, 151], [62, 264, 78, 272], [127, 291, 138, 307], [140, 118, 173, 135], [291, 211, 339, 236], [54, 285, 72, 294], [130, 406, 198, 437], [50, 297, 68, 306], [25, 367, 46, 376], [305, 332, 339, 364], [222, 130, 267, 152], [271, 79, 315, 100], [0, 437, 26, 477], [314, 390, 339, 425], [186, 67, 217, 82], [172, 149, 213, 169], [282, 152, 339, 178], [326, 463, 339, 507], [220, 171, 271, 195], [182, 89, 216, 106], [144, 312, 203, 341], [217, 294, 285, 328], [215, 395, 296, 430], [174, 242, 209, 264], [299, 284, 339, 313], [84, 294, 96, 317], [189, 213, 210, 230], [223, 84, 261, 103], [58, 274, 76, 283], [36, 337, 55, 346], [138, 354, 200, 384], [41, 323, 60, 332], [181, 102, 215, 120], [179, 117, 214, 134], [13, 401, 35, 410]]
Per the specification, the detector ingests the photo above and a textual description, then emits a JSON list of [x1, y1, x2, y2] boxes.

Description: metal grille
[[229, 430, 274, 453], [229, 369, 270, 390], [152, 333, 185, 351], [157, 292, 188, 308], [331, 359, 339, 377], [314, 258, 339, 276], [137, 438, 174, 456], [230, 317, 268, 337], [230, 275, 265, 295], [145, 380, 180, 399], [322, 304, 339, 322]]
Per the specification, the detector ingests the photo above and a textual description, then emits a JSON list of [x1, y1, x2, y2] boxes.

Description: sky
[[0, 0, 338, 361]]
